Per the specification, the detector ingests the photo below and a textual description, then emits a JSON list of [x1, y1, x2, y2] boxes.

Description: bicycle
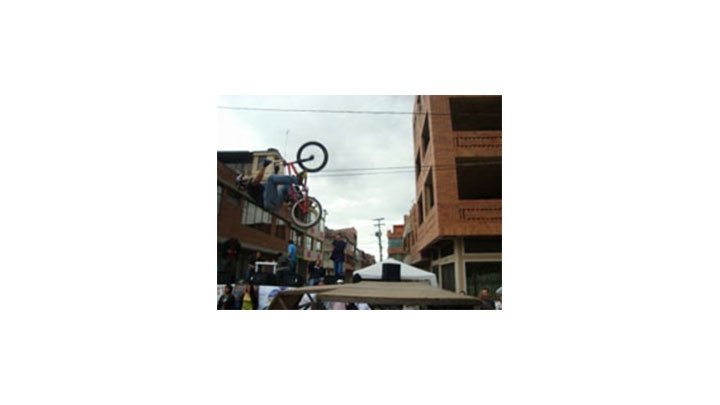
[[284, 141, 328, 228]]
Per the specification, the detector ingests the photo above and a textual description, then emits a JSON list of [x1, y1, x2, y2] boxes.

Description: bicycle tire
[[296, 141, 328, 173], [291, 196, 323, 228]]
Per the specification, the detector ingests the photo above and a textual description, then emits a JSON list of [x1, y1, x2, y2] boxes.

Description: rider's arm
[[251, 159, 273, 186]]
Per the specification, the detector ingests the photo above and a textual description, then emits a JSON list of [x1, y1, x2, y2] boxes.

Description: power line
[[217, 105, 500, 116], [319, 161, 501, 173], [314, 172, 501, 178], [314, 171, 415, 178], [222, 161, 501, 178], [320, 165, 414, 173], [313, 161, 502, 177]]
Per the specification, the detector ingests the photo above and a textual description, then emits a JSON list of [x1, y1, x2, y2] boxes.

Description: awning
[[269, 281, 482, 309]]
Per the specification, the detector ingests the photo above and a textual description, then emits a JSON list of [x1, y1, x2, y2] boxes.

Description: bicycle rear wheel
[[296, 141, 328, 173], [290, 196, 323, 228]]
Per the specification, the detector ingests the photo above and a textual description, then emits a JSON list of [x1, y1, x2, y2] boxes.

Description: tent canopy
[[352, 258, 438, 287], [268, 281, 481, 309]]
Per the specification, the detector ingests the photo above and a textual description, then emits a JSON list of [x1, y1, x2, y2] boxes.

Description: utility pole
[[373, 217, 386, 262]]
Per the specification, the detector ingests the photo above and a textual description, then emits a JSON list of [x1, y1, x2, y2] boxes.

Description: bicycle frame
[[284, 156, 314, 214]]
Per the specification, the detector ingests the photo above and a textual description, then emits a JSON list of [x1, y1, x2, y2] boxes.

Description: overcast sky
[[217, 95, 416, 259]]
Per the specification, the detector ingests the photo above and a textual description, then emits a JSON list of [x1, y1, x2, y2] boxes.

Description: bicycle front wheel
[[290, 196, 323, 228], [296, 141, 328, 173]]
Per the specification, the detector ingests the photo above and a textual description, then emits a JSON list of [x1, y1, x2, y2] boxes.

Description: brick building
[[405, 95, 502, 296], [387, 224, 406, 261], [217, 151, 325, 284], [358, 249, 376, 269]]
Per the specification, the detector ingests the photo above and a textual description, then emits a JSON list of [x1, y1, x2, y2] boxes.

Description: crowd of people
[[217, 283, 259, 310], [218, 238, 345, 310], [475, 287, 502, 310]]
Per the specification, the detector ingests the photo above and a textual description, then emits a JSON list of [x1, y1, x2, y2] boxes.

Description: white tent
[[352, 258, 438, 287]]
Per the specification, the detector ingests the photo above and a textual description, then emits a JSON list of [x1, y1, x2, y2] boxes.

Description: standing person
[[232, 285, 243, 309], [307, 259, 324, 286], [331, 233, 347, 279], [477, 288, 497, 310], [287, 240, 297, 276], [275, 252, 290, 273], [217, 284, 236, 310], [495, 287, 502, 310], [244, 251, 263, 283], [240, 284, 257, 310], [252, 251, 263, 265], [245, 262, 256, 284], [236, 159, 305, 213]]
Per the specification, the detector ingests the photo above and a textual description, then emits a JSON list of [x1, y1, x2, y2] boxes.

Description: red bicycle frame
[[283, 158, 311, 214]]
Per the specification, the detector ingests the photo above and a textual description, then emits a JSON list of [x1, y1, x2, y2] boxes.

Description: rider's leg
[[264, 174, 300, 211], [269, 174, 300, 186], [279, 184, 296, 202], [263, 175, 282, 212], [270, 174, 299, 197]]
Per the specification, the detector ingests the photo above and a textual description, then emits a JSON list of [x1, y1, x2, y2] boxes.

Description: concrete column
[[455, 237, 465, 293]]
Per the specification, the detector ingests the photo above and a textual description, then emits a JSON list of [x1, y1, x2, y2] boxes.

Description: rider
[[236, 159, 306, 212]]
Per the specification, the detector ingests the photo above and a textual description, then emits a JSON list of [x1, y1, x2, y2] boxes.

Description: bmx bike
[[284, 141, 328, 228]]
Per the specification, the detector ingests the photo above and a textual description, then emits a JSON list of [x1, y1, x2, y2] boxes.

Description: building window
[[217, 185, 222, 215], [449, 96, 501, 131], [456, 157, 501, 200], [421, 115, 430, 156], [315, 240, 322, 252], [255, 156, 267, 170], [388, 238, 403, 249], [275, 218, 287, 239], [414, 96, 424, 135], [418, 196, 424, 225], [439, 240, 454, 257], [242, 200, 272, 234], [262, 210, 271, 225], [424, 169, 434, 210], [305, 236, 312, 253], [242, 200, 255, 225], [441, 263, 455, 291], [465, 261, 502, 298], [415, 153, 421, 179], [464, 236, 502, 253]]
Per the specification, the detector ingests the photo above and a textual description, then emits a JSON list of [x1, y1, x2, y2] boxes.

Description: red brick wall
[[410, 95, 502, 256]]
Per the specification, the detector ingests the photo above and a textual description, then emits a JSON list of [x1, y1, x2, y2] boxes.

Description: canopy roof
[[268, 281, 480, 309], [352, 258, 438, 287]]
